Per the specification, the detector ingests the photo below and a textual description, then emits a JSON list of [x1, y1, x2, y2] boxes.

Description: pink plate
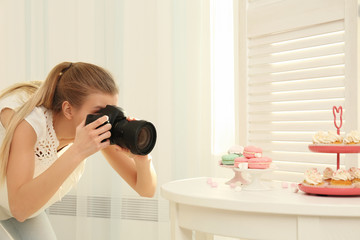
[[298, 184, 360, 196], [308, 144, 360, 153]]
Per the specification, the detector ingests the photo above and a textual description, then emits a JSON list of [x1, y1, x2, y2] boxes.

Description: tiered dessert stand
[[299, 106, 360, 196]]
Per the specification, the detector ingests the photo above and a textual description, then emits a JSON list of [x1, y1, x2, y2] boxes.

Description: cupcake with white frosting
[[343, 130, 360, 144], [303, 168, 324, 186], [312, 131, 343, 144], [349, 167, 360, 183], [323, 167, 334, 183], [330, 169, 353, 187]]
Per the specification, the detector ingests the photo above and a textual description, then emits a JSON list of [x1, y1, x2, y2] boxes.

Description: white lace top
[[0, 93, 86, 220]]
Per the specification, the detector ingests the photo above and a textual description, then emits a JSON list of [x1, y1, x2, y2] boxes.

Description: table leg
[[297, 216, 321, 240], [170, 202, 193, 240]]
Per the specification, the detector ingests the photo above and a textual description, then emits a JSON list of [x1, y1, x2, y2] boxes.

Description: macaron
[[234, 157, 248, 169], [248, 157, 272, 169], [221, 153, 239, 165], [243, 145, 262, 159], [228, 145, 244, 155]]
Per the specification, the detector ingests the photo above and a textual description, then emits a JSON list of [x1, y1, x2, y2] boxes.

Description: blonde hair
[[0, 62, 118, 184]]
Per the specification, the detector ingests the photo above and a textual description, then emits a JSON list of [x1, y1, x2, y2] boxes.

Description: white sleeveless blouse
[[0, 93, 86, 220]]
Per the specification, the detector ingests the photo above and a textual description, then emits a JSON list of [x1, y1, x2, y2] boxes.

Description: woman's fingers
[[94, 122, 112, 136], [87, 115, 109, 129], [85, 115, 112, 138], [73, 115, 113, 157], [98, 128, 112, 142]]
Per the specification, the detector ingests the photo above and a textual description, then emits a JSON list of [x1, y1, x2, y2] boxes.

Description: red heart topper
[[333, 106, 343, 135]]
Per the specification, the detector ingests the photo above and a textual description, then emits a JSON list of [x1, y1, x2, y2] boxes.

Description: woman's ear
[[62, 101, 74, 120]]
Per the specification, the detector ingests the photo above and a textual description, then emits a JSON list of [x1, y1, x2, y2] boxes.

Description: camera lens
[[111, 120, 156, 155], [138, 127, 151, 150], [132, 122, 156, 155], [86, 105, 156, 155]]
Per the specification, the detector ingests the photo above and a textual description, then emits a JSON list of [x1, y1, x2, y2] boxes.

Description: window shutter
[[246, 0, 359, 182]]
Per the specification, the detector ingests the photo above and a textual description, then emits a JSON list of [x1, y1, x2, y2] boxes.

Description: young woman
[[0, 62, 157, 239]]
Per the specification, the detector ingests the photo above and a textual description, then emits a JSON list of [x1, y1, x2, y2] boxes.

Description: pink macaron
[[243, 146, 262, 159], [248, 157, 272, 169], [234, 157, 248, 168]]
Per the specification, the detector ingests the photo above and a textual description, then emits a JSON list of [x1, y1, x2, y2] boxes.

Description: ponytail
[[0, 62, 118, 184]]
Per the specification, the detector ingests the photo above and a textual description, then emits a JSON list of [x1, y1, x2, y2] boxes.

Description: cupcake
[[303, 168, 324, 186], [330, 169, 353, 186], [323, 167, 334, 183], [349, 167, 360, 183], [343, 130, 360, 144], [312, 131, 343, 144]]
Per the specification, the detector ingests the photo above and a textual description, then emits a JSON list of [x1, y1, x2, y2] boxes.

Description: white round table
[[161, 177, 360, 240]]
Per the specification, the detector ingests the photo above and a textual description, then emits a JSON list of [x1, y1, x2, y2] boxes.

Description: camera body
[[85, 105, 156, 155]]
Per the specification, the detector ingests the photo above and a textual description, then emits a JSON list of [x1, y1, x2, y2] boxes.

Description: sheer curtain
[[0, 0, 214, 239]]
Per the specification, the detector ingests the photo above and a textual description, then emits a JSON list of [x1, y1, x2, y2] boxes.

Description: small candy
[[206, 178, 213, 184], [281, 182, 289, 189], [291, 183, 299, 193], [211, 182, 218, 188]]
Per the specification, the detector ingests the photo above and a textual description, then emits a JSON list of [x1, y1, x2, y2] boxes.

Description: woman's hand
[[72, 115, 112, 159]]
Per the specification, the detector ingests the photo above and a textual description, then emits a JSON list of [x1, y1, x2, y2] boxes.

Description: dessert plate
[[308, 144, 360, 153], [298, 183, 360, 196]]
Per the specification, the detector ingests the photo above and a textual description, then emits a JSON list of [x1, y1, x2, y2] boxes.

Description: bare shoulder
[[12, 119, 37, 145], [7, 118, 38, 187], [0, 107, 37, 140], [0, 108, 15, 129], [0, 108, 36, 145]]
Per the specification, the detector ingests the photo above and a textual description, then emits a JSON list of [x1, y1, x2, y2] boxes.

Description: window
[[211, 0, 236, 156], [241, 0, 359, 182]]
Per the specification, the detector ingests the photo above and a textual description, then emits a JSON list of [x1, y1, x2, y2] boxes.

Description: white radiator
[[47, 195, 170, 240]]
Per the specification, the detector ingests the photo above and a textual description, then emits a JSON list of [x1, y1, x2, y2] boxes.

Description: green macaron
[[221, 153, 240, 165]]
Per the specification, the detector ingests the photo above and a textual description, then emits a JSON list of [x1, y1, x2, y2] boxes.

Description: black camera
[[85, 105, 157, 155]]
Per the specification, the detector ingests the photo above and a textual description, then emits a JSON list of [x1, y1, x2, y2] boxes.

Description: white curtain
[[0, 0, 214, 239]]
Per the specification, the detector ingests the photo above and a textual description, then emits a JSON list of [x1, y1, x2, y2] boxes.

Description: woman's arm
[[101, 146, 157, 197], [6, 115, 111, 222]]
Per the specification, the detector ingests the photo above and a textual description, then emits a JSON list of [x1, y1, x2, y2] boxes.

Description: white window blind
[[245, 0, 359, 182]]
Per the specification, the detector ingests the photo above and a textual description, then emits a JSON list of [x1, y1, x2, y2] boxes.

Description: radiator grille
[[47, 195, 166, 222]]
